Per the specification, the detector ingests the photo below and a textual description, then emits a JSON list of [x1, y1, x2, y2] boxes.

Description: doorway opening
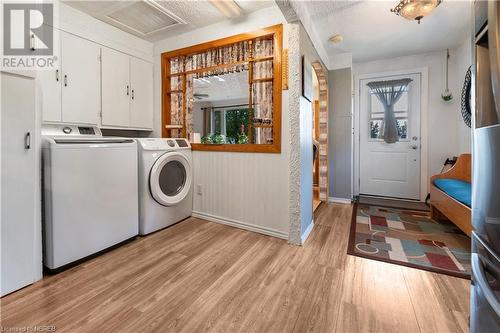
[[354, 68, 429, 202], [311, 61, 328, 212]]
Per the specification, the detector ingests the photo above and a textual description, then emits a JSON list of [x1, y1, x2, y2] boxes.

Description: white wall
[[450, 38, 473, 154], [353, 41, 473, 190], [153, 6, 291, 239]]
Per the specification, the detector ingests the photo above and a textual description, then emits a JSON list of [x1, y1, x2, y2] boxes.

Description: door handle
[[64, 74, 68, 87], [25, 132, 31, 149], [126, 85, 129, 96], [131, 89, 135, 100], [56, 69, 59, 82], [410, 144, 418, 150], [471, 254, 500, 317], [30, 34, 35, 51]]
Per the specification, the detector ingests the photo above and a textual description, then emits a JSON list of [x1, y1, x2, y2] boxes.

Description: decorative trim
[[282, 49, 289, 90], [301, 220, 314, 244], [311, 61, 329, 201], [192, 211, 289, 240], [328, 197, 352, 204]]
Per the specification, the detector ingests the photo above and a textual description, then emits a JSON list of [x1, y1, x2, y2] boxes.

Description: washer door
[[150, 152, 192, 206]]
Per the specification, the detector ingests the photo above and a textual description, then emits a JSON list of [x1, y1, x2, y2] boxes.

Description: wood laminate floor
[[0, 203, 470, 333]]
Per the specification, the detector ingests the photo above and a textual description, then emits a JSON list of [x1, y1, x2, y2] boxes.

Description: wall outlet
[[196, 184, 202, 195]]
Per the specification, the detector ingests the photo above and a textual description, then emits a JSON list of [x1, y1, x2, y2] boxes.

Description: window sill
[[191, 143, 281, 153]]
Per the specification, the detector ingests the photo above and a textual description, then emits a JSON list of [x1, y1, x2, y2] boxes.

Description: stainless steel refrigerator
[[471, 1, 500, 332]]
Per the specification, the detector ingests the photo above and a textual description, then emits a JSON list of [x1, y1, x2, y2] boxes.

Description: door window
[[369, 91, 409, 140]]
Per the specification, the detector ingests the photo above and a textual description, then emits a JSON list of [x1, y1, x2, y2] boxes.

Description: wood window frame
[[161, 24, 283, 153]]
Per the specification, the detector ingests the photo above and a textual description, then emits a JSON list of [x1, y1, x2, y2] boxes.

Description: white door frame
[[353, 67, 429, 202]]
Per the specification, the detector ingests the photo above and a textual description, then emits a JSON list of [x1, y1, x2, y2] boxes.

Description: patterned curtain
[[169, 37, 275, 142]]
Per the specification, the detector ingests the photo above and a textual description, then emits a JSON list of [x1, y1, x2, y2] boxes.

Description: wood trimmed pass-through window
[[161, 24, 283, 153]]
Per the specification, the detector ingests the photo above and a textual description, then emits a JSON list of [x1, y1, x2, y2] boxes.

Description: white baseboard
[[192, 211, 289, 240], [301, 220, 314, 244], [328, 197, 352, 204]]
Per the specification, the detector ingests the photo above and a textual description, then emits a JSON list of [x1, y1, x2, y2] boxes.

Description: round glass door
[[150, 152, 192, 206]]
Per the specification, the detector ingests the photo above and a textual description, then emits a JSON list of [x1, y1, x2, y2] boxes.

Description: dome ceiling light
[[390, 0, 442, 24], [328, 34, 344, 44]]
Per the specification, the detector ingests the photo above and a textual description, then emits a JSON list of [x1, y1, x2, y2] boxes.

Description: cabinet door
[[101, 47, 130, 127], [61, 32, 100, 125], [1, 72, 37, 296], [39, 68, 62, 122], [130, 57, 153, 129], [39, 34, 62, 122]]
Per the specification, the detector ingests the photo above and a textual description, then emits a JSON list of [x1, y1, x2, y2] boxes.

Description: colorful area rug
[[347, 204, 471, 279]]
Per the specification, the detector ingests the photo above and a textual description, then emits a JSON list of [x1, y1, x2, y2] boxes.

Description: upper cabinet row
[[40, 31, 153, 130]]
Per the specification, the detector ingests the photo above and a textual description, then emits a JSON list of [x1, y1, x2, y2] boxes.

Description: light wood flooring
[[0, 203, 470, 332]]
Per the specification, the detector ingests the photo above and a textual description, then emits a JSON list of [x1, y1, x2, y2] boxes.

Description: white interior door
[[101, 47, 131, 127], [130, 57, 153, 129], [359, 73, 421, 200], [61, 31, 100, 125]]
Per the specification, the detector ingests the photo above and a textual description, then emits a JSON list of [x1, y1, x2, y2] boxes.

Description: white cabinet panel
[[39, 68, 62, 122], [61, 32, 100, 125], [101, 47, 131, 127], [1, 72, 38, 296], [130, 57, 153, 129]]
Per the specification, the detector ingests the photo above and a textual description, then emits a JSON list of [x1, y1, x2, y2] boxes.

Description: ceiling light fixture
[[328, 34, 344, 44], [209, 0, 242, 18], [390, 0, 441, 24]]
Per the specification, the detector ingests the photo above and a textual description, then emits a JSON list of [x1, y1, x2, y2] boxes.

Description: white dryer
[[136, 138, 193, 235]]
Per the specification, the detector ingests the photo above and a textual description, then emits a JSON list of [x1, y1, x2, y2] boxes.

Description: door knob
[[410, 144, 418, 150]]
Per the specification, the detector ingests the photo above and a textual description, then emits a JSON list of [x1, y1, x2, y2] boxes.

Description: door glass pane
[[370, 91, 409, 141], [158, 161, 186, 196]]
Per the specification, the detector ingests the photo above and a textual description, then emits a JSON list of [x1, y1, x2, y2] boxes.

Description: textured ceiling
[[193, 70, 248, 102], [290, 0, 472, 64], [64, 0, 275, 42]]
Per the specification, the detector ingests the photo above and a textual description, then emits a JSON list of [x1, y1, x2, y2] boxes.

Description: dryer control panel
[[137, 138, 191, 151]]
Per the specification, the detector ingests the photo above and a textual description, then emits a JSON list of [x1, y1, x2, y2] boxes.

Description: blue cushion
[[433, 178, 472, 207]]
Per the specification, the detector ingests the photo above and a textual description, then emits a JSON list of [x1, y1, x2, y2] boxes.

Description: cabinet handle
[[56, 69, 59, 82], [126, 85, 129, 96], [25, 132, 31, 149], [64, 74, 68, 87], [131, 89, 135, 100], [30, 34, 35, 51]]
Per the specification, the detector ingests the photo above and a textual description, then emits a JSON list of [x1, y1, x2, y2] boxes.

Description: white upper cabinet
[[101, 47, 131, 127], [40, 31, 100, 125], [39, 63, 62, 123], [101, 47, 153, 130], [130, 57, 153, 129], [41, 30, 153, 130], [61, 32, 101, 125]]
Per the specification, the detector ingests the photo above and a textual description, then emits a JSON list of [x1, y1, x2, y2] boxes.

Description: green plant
[[237, 133, 248, 144], [201, 136, 213, 144], [212, 134, 226, 144]]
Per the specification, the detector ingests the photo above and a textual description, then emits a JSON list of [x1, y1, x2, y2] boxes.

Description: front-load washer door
[[150, 152, 192, 206]]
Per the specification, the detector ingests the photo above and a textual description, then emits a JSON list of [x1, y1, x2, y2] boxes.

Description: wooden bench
[[430, 154, 472, 236]]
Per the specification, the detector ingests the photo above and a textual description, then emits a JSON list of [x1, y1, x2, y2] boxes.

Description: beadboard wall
[[154, 6, 291, 239]]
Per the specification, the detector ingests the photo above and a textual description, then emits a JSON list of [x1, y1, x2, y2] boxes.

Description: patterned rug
[[347, 203, 471, 279]]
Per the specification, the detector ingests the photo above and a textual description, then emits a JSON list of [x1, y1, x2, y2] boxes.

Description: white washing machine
[[42, 124, 139, 270], [136, 138, 193, 235]]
